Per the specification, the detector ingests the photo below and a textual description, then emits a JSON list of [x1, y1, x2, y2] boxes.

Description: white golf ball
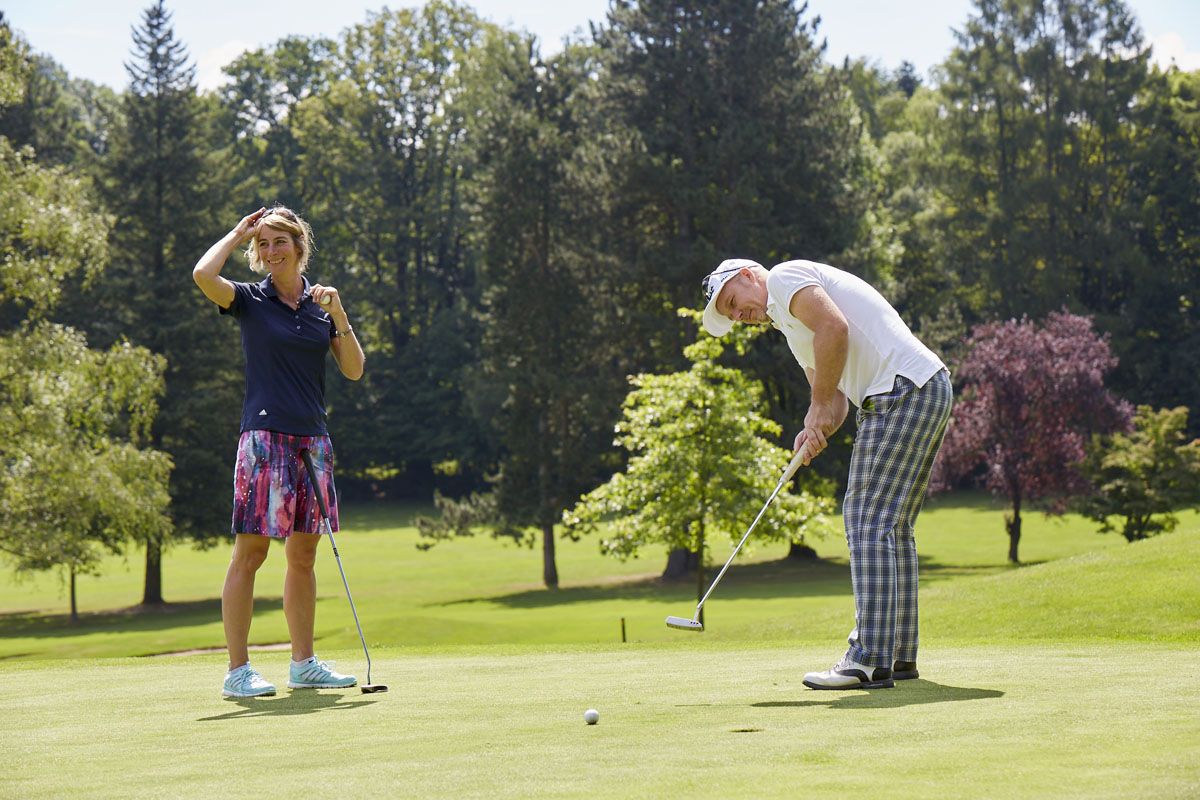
[[584, 708, 599, 725], [320, 295, 332, 305]]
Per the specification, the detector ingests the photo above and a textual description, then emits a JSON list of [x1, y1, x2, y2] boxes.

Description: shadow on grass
[[750, 680, 1004, 709], [0, 598, 282, 640], [197, 690, 377, 721], [439, 553, 1008, 609], [439, 557, 853, 608]]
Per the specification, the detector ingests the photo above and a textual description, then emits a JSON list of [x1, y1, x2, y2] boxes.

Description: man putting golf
[[702, 258, 951, 690]]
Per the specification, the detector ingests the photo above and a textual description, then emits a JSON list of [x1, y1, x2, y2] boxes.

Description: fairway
[[4, 496, 1195, 660], [3, 643, 1198, 799]]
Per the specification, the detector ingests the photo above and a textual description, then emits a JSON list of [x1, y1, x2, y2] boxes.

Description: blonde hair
[[245, 206, 316, 274]]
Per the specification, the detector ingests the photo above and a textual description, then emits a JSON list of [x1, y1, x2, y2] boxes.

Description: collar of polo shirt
[[259, 274, 313, 302]]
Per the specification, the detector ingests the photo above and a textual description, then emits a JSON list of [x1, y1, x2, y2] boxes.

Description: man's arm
[[789, 286, 849, 462], [804, 367, 849, 429]]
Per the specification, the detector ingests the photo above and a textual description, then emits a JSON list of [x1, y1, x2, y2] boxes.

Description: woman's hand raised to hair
[[232, 207, 267, 244]]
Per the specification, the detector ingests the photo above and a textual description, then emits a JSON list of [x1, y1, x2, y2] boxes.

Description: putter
[[666, 444, 812, 632], [300, 450, 388, 694]]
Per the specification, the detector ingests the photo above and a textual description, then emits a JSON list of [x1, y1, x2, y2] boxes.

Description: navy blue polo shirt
[[219, 275, 336, 436]]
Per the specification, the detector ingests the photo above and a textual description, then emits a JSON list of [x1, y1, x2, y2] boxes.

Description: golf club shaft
[[301, 450, 373, 685], [694, 446, 810, 615]]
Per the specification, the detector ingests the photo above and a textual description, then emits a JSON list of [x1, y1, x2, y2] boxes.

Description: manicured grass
[[2, 495, 1197, 798], [0, 497, 1196, 660], [2, 643, 1197, 799]]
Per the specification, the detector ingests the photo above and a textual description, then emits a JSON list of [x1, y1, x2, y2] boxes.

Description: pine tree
[[94, 1, 238, 604], [594, 1, 886, 356], [592, 0, 894, 504]]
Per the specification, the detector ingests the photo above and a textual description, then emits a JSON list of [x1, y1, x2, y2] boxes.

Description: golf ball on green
[[584, 709, 599, 725]]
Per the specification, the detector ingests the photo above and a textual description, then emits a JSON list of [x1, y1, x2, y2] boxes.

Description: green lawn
[[2, 642, 1197, 799], [0, 494, 1193, 659], [1, 496, 1197, 798]]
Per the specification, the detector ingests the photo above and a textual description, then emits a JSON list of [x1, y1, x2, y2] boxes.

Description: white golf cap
[[701, 258, 762, 337]]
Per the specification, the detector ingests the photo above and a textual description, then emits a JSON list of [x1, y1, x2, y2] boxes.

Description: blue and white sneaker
[[288, 656, 357, 689], [222, 663, 277, 697]]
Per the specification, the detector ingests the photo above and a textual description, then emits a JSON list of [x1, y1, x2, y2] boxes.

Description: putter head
[[665, 615, 704, 632], [361, 684, 388, 694]]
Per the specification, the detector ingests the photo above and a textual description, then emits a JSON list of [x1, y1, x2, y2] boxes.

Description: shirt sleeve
[[766, 261, 824, 319], [218, 281, 252, 318]]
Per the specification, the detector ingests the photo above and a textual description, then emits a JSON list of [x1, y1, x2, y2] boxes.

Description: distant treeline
[[1, 1, 1196, 567]]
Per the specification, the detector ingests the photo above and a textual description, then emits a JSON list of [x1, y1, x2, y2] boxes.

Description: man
[[702, 258, 952, 690]]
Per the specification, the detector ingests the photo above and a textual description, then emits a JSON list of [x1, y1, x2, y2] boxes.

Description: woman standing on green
[[193, 205, 364, 698]]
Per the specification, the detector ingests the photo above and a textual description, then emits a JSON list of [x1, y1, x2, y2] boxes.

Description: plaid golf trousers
[[843, 369, 952, 668]]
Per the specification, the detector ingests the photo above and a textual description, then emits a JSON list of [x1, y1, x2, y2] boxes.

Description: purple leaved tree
[[932, 311, 1132, 563]]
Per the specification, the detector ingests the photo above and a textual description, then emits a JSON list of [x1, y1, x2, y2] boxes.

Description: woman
[[193, 206, 365, 698]]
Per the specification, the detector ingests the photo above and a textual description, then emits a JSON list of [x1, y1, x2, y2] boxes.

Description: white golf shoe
[[803, 656, 894, 690]]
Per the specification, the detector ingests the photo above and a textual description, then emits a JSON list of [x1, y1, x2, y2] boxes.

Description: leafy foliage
[[6, 0, 1200, 594], [276, 2, 492, 484], [933, 310, 1132, 562], [0, 18, 171, 615], [563, 311, 835, 603], [1078, 406, 1200, 542], [0, 139, 107, 318], [0, 325, 172, 577], [0, 14, 22, 107]]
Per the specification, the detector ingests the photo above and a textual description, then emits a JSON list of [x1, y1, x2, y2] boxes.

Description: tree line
[[0, 0, 1196, 607]]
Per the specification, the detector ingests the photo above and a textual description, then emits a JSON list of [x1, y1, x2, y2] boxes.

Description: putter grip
[[300, 450, 330, 519], [781, 443, 812, 484]]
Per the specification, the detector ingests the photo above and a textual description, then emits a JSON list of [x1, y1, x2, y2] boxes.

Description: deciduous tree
[[933, 310, 1131, 563], [286, 2, 491, 488], [1078, 406, 1200, 542], [563, 314, 835, 617], [0, 21, 171, 617]]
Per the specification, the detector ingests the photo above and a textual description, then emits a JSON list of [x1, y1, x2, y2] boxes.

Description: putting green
[[2, 643, 1197, 799]]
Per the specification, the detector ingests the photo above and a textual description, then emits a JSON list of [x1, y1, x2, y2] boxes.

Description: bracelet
[[333, 325, 353, 338]]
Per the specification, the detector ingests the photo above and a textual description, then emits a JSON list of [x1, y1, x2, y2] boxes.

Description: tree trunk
[[1006, 500, 1022, 564], [661, 547, 699, 580], [542, 523, 558, 589], [787, 541, 818, 560], [70, 566, 78, 623], [142, 537, 164, 605]]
